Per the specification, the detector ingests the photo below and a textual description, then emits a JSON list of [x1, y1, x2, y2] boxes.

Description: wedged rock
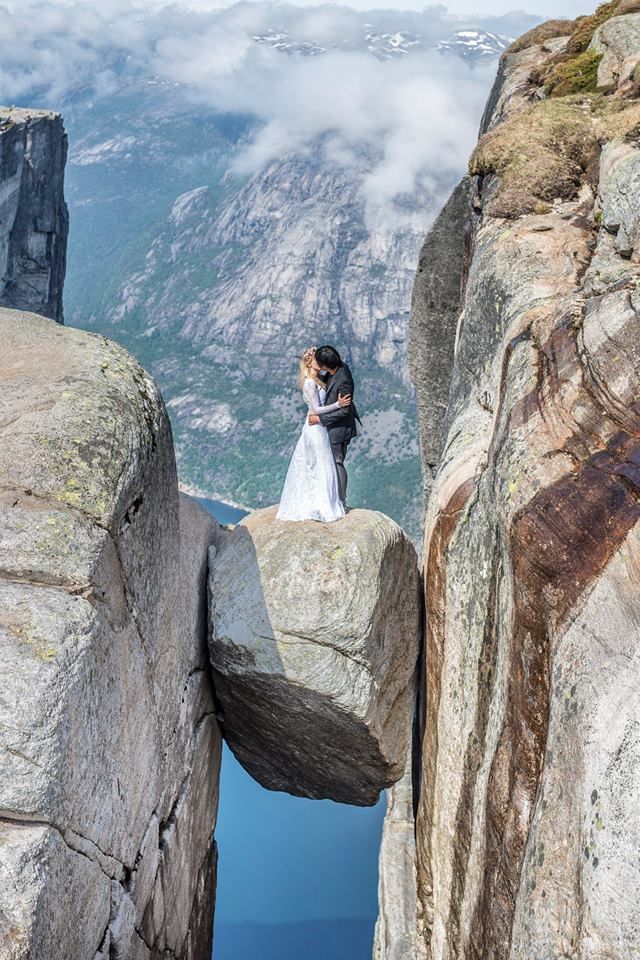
[[410, 16, 640, 960], [0, 308, 222, 959], [0, 108, 68, 322], [208, 505, 421, 806]]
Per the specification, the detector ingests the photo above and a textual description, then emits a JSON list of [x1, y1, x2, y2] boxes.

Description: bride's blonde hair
[[298, 347, 325, 390]]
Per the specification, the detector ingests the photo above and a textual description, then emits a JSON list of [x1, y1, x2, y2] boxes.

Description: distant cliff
[[0, 107, 68, 323], [408, 2, 640, 957]]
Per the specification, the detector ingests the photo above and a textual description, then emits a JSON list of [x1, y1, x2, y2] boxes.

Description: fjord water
[[200, 498, 386, 959]]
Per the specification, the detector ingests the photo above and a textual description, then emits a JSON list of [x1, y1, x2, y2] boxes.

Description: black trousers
[[329, 438, 349, 504]]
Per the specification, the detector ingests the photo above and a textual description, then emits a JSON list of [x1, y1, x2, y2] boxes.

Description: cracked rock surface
[[0, 108, 68, 323], [208, 505, 421, 806], [0, 308, 222, 959]]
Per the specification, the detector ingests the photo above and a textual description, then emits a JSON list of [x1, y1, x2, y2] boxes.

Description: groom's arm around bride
[[318, 364, 357, 429]]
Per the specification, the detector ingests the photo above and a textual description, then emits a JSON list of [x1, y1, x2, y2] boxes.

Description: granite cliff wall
[[0, 107, 68, 323], [0, 310, 223, 958], [409, 3, 640, 957]]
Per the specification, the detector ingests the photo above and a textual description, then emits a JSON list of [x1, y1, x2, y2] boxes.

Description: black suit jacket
[[318, 362, 361, 443]]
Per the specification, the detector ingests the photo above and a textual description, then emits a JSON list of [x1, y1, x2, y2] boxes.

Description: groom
[[309, 345, 361, 508]]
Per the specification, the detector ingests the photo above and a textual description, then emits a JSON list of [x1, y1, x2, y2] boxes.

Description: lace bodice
[[302, 377, 341, 415]]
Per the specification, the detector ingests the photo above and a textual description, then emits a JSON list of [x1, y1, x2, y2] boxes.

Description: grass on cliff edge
[[538, 49, 604, 97], [469, 95, 640, 218], [506, 0, 640, 56]]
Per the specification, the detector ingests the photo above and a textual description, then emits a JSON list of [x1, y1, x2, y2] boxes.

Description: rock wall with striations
[[0, 309, 222, 959], [0, 107, 68, 323], [410, 3, 640, 957]]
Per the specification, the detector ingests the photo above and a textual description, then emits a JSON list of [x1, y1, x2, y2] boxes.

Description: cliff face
[[0, 108, 68, 323], [410, 5, 640, 957], [372, 756, 424, 960], [0, 310, 222, 958], [107, 153, 427, 386], [408, 177, 472, 504]]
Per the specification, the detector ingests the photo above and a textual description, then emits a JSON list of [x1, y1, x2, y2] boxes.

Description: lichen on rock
[[0, 308, 222, 959]]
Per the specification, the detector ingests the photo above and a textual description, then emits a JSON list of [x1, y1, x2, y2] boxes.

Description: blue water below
[[196, 495, 248, 526], [200, 497, 385, 960]]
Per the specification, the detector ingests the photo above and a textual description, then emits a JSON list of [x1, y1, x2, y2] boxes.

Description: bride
[[276, 347, 351, 522]]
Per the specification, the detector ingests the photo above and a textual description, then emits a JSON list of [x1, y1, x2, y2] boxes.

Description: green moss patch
[[540, 49, 604, 96]]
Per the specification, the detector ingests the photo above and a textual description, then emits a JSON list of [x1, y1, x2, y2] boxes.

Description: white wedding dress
[[276, 377, 346, 522]]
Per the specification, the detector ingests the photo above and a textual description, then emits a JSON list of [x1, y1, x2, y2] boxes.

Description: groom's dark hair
[[315, 345, 343, 369]]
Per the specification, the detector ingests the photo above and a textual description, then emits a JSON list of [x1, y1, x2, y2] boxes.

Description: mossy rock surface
[[540, 49, 604, 96], [470, 94, 640, 218]]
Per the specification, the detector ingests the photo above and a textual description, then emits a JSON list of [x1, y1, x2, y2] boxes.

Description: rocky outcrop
[[409, 177, 472, 503], [410, 4, 640, 957], [590, 11, 640, 88], [0, 108, 68, 323], [0, 308, 222, 958], [372, 755, 424, 960], [208, 505, 421, 805]]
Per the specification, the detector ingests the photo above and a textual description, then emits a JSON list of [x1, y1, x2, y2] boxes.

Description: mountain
[[32, 6, 539, 540], [436, 29, 512, 58], [249, 25, 512, 61]]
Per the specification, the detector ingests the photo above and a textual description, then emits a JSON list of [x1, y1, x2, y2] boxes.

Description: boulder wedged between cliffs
[[208, 505, 422, 806]]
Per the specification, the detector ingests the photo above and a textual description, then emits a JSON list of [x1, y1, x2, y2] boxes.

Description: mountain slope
[[44, 7, 539, 538]]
